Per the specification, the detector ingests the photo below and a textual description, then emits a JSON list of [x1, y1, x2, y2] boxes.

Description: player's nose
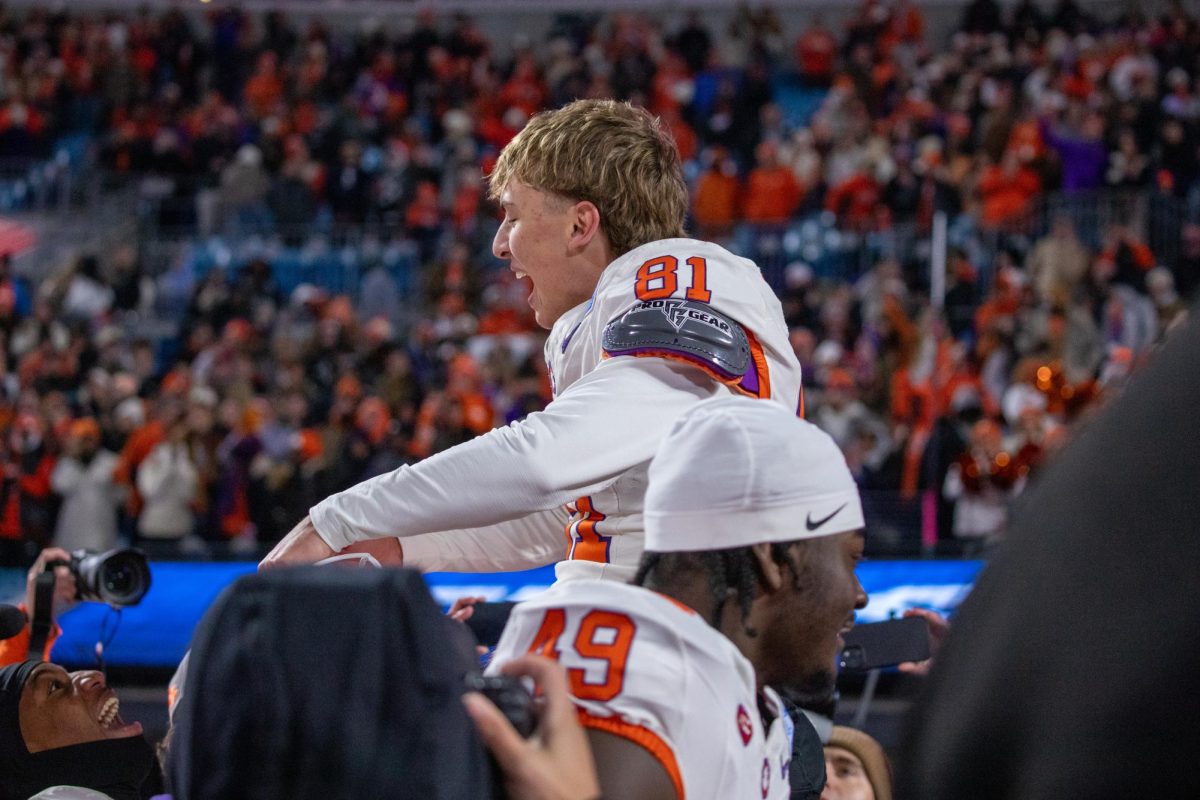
[[492, 227, 510, 260]]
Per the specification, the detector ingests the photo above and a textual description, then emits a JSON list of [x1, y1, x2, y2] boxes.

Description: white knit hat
[[644, 396, 864, 552]]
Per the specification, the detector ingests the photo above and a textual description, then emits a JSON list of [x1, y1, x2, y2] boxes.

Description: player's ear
[[567, 200, 602, 252], [750, 543, 784, 593]]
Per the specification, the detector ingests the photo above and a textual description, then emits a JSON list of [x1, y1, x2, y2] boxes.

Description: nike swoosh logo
[[806, 503, 848, 531]]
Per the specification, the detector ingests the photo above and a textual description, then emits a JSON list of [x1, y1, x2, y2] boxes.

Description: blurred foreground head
[[169, 567, 499, 800]]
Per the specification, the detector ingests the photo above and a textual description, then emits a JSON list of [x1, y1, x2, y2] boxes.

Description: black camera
[[463, 672, 536, 739], [46, 548, 152, 607]]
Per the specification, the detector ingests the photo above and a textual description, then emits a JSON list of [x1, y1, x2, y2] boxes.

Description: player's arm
[[265, 355, 722, 564], [400, 508, 566, 572], [587, 728, 680, 800]]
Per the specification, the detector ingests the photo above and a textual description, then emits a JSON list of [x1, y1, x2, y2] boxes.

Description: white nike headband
[[644, 396, 865, 552]]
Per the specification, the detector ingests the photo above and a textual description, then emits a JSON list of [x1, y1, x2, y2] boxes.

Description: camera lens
[[105, 563, 136, 596], [72, 549, 151, 607], [98, 553, 149, 605]]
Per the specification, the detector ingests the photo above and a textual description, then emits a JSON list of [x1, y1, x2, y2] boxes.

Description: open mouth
[[95, 692, 143, 737], [837, 618, 856, 648], [98, 696, 120, 728]]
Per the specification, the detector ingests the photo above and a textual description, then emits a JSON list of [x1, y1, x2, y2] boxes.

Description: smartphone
[[839, 616, 931, 672]]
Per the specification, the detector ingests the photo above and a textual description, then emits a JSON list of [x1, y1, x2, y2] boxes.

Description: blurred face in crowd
[[751, 531, 868, 701], [19, 664, 143, 753], [492, 180, 599, 329], [821, 745, 876, 800], [75, 431, 100, 460]]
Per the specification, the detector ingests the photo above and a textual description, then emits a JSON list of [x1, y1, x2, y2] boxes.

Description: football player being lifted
[[263, 99, 804, 583]]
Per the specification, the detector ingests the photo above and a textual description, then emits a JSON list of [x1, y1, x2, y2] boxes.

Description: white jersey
[[546, 238, 801, 581], [309, 237, 801, 582], [489, 580, 793, 800]]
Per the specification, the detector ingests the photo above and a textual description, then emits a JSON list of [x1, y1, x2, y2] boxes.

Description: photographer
[[0, 548, 77, 667]]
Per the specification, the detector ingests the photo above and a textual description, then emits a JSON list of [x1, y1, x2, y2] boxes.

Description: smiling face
[[753, 531, 868, 700], [18, 664, 143, 753], [492, 180, 601, 329]]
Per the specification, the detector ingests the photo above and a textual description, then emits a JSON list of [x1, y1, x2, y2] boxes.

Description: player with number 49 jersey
[[490, 580, 794, 800], [487, 398, 870, 800]]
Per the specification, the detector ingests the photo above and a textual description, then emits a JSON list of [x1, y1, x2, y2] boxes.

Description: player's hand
[[259, 515, 335, 569], [449, 595, 486, 623], [898, 608, 951, 676], [463, 655, 600, 800], [26, 547, 77, 621]]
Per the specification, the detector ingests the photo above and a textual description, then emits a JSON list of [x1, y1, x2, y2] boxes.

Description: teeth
[[98, 697, 119, 727]]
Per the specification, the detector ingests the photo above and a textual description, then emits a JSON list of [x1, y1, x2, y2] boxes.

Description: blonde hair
[[488, 99, 688, 257]]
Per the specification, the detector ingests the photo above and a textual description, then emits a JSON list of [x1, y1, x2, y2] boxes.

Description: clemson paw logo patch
[[736, 704, 753, 746]]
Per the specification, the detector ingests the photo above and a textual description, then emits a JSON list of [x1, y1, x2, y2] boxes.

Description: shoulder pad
[[602, 299, 750, 380]]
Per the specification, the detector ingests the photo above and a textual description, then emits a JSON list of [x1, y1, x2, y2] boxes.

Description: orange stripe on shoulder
[[577, 709, 685, 800], [607, 348, 743, 389], [744, 329, 771, 399]]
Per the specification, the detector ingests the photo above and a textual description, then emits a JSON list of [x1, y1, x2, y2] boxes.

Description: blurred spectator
[[60, 256, 114, 324], [1106, 129, 1151, 189], [977, 153, 1041, 228], [673, 11, 713, 74], [135, 416, 200, 555], [692, 147, 741, 238], [50, 418, 121, 553], [220, 145, 271, 235], [795, 19, 838, 86], [825, 160, 883, 231], [1025, 216, 1091, 303], [327, 141, 371, 226], [943, 251, 980, 340], [0, 415, 56, 561], [743, 140, 803, 224], [1040, 111, 1108, 193], [812, 369, 890, 456], [114, 396, 175, 522], [942, 418, 1023, 554]]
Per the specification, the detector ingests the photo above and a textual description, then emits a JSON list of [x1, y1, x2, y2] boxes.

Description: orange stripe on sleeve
[[565, 496, 611, 563], [577, 709, 685, 800]]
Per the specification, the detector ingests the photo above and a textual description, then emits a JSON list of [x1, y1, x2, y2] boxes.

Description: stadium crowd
[[0, 1, 1197, 564]]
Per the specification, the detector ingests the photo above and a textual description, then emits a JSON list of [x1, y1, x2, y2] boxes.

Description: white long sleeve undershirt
[[309, 356, 723, 560]]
